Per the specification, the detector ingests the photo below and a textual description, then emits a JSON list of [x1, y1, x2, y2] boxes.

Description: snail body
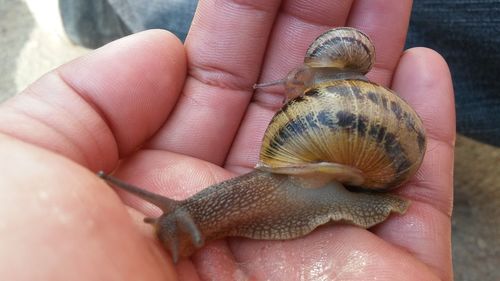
[[99, 27, 426, 263]]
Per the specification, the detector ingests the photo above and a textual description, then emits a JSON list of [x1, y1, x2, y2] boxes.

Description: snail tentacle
[[98, 171, 180, 213]]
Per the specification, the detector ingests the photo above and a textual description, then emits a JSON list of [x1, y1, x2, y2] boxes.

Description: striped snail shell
[[305, 27, 375, 73], [256, 27, 426, 190]]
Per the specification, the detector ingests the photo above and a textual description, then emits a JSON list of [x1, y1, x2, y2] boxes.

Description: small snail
[[99, 27, 426, 263]]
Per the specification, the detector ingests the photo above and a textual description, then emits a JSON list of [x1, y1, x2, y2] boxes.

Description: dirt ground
[[1, 0, 499, 280]]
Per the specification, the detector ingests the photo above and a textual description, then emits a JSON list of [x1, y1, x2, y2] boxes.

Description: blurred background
[[1, 0, 498, 280]]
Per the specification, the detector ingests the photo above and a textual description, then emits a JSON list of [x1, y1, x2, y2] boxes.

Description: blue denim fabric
[[60, 0, 132, 48], [106, 0, 198, 42], [59, 0, 500, 146], [406, 0, 500, 146]]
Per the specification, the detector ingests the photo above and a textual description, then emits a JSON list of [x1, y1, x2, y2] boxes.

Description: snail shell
[[257, 27, 426, 190], [305, 27, 375, 73], [278, 27, 376, 101]]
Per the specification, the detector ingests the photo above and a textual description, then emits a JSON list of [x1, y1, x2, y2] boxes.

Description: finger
[[0, 134, 175, 280], [225, 0, 355, 172], [146, 0, 282, 165], [373, 48, 455, 281], [347, 0, 413, 85], [0, 30, 186, 171]]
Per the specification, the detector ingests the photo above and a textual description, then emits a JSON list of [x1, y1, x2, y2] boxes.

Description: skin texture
[[0, 0, 454, 280]]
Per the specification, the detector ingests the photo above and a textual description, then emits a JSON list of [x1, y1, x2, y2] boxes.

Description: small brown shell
[[258, 79, 426, 190], [305, 27, 375, 74]]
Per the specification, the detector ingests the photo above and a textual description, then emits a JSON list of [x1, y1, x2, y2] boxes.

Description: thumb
[[0, 133, 176, 280], [0, 30, 186, 172]]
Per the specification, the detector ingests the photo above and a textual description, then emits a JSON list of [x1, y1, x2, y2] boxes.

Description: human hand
[[0, 0, 454, 280]]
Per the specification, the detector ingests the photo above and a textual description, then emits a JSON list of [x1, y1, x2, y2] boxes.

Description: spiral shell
[[258, 80, 426, 190], [257, 28, 426, 190], [304, 27, 375, 74]]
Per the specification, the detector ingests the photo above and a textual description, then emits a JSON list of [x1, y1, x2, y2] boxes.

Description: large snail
[[98, 27, 426, 263]]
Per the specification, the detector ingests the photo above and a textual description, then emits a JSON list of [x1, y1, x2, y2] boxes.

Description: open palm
[[0, 0, 454, 280]]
